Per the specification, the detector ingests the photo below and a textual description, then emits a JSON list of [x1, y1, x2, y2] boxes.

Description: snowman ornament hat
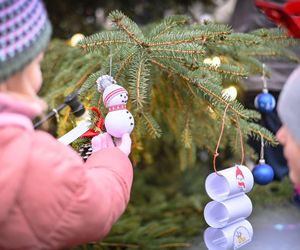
[[96, 75, 134, 138]]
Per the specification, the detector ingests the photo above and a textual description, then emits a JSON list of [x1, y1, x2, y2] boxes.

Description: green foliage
[[40, 11, 297, 167], [38, 11, 299, 250]]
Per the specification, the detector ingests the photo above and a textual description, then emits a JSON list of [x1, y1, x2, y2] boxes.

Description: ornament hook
[[261, 63, 268, 93], [259, 133, 265, 164], [109, 53, 112, 76]]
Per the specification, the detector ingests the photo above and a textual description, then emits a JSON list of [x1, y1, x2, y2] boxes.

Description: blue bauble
[[254, 92, 276, 113], [252, 163, 274, 185]]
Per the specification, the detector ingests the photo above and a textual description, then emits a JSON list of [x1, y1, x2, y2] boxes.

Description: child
[[0, 0, 133, 249], [276, 66, 300, 207]]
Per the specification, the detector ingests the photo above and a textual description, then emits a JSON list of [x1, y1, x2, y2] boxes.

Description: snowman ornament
[[96, 75, 134, 138]]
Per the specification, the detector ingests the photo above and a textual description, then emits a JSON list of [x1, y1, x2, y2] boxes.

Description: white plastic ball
[[105, 110, 134, 138]]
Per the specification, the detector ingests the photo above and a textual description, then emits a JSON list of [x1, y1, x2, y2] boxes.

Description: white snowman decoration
[[96, 75, 134, 138]]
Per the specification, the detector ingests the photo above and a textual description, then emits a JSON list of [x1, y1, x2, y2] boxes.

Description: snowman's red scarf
[[108, 104, 127, 112]]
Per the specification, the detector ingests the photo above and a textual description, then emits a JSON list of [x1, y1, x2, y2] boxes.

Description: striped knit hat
[[0, 0, 52, 82], [278, 65, 300, 145]]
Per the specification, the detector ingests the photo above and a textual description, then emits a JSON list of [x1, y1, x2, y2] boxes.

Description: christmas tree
[[40, 10, 297, 249]]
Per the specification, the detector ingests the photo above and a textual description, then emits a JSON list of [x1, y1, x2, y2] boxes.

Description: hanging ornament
[[254, 90, 276, 113], [96, 75, 134, 138], [254, 64, 276, 113], [78, 143, 93, 161], [80, 107, 105, 138], [203, 105, 254, 250], [204, 165, 254, 250], [74, 107, 105, 161], [252, 134, 274, 185]]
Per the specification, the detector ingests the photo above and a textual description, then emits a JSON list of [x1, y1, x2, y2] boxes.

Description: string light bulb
[[222, 86, 238, 101], [70, 33, 85, 47], [203, 56, 221, 68]]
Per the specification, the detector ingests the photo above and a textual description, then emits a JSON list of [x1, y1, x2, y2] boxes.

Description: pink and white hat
[[96, 75, 128, 107], [103, 84, 127, 107]]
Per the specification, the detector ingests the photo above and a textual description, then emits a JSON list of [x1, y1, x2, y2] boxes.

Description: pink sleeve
[[83, 147, 133, 236], [19, 131, 133, 249]]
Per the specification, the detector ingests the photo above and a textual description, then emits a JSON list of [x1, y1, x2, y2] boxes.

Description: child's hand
[[91, 133, 132, 156], [115, 133, 131, 156]]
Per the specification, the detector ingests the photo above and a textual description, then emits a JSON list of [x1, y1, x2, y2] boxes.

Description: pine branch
[[216, 33, 262, 46], [150, 58, 252, 120], [78, 31, 134, 51], [42, 11, 292, 169], [148, 15, 189, 39], [141, 112, 162, 138], [148, 44, 205, 61], [240, 47, 300, 62], [128, 53, 151, 110], [114, 47, 139, 80], [251, 28, 298, 47], [78, 71, 104, 96], [188, 21, 232, 35], [146, 29, 228, 47], [194, 62, 248, 80], [247, 122, 277, 146], [181, 116, 193, 149], [109, 10, 146, 46]]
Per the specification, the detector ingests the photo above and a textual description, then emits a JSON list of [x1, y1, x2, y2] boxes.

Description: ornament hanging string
[[213, 104, 245, 174], [258, 132, 266, 164], [262, 63, 268, 91], [109, 53, 112, 76], [236, 114, 244, 165]]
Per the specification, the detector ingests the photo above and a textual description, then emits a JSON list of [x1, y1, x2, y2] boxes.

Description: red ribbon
[[80, 107, 105, 138]]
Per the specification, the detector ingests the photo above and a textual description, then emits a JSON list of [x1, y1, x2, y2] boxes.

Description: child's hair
[[0, 0, 52, 82]]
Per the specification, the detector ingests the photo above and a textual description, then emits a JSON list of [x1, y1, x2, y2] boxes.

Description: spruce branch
[[148, 44, 205, 61], [251, 28, 293, 41], [141, 112, 162, 138], [194, 63, 248, 80], [146, 29, 228, 47], [43, 11, 293, 168], [217, 33, 262, 46], [128, 53, 151, 110], [109, 10, 146, 46], [78, 31, 134, 51], [182, 116, 193, 149], [150, 58, 251, 120], [114, 47, 139, 80], [247, 122, 277, 146], [149, 15, 190, 39]]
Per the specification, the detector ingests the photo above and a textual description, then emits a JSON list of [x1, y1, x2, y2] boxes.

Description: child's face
[[24, 53, 44, 93], [0, 52, 46, 113], [276, 126, 300, 186], [0, 53, 44, 96]]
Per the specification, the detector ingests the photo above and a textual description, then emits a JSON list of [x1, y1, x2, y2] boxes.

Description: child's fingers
[[91, 133, 115, 152], [117, 133, 132, 156]]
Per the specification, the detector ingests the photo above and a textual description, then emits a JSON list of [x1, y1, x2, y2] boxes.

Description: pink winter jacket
[[0, 94, 133, 250]]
